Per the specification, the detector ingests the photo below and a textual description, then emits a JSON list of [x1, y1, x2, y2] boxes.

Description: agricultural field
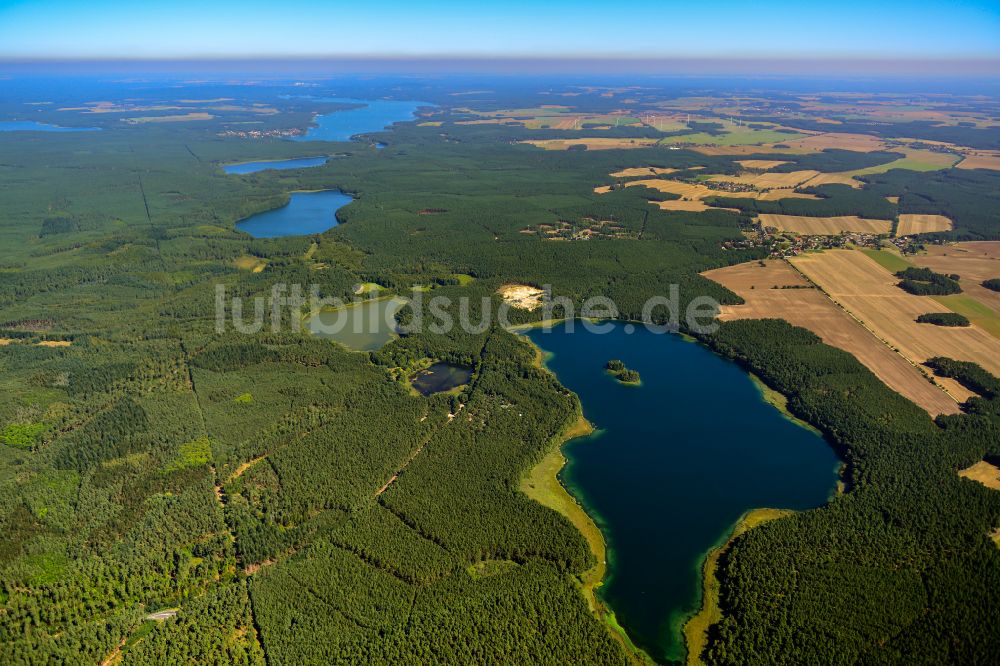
[[790, 249, 1000, 376], [702, 260, 964, 414], [758, 214, 892, 235], [896, 214, 954, 237]]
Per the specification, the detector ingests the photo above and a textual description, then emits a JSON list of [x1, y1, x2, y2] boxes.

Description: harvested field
[[702, 260, 961, 415], [521, 138, 659, 150], [593, 185, 612, 194], [756, 190, 820, 200], [959, 460, 1000, 491], [776, 132, 889, 153], [886, 196, 900, 204], [800, 172, 863, 188], [957, 151, 1000, 171], [609, 167, 679, 178], [625, 178, 709, 199], [896, 214, 953, 237], [655, 200, 724, 212], [123, 112, 213, 123], [790, 249, 1000, 378], [709, 170, 819, 189], [759, 214, 891, 235], [735, 159, 789, 170], [36, 340, 71, 347], [911, 241, 1000, 328], [498, 284, 545, 310]]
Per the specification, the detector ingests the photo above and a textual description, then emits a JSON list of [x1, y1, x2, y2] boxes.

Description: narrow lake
[[223, 156, 329, 174], [525, 322, 838, 663], [292, 98, 430, 142], [235, 190, 352, 238], [0, 121, 99, 132], [307, 296, 408, 351]]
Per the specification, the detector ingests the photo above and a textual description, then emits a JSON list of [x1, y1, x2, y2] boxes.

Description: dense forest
[[0, 77, 998, 664]]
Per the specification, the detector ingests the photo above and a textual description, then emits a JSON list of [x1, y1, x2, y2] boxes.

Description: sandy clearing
[[896, 214, 953, 237], [759, 214, 891, 235], [959, 460, 1000, 491], [790, 249, 1000, 377], [498, 284, 545, 310], [702, 260, 960, 415], [735, 159, 789, 170]]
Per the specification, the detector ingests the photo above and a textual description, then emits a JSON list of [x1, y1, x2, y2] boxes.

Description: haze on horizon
[[1, 0, 998, 73]]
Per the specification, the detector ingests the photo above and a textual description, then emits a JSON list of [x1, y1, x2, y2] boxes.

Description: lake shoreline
[[681, 507, 794, 665], [518, 336, 655, 665], [519, 320, 839, 663]]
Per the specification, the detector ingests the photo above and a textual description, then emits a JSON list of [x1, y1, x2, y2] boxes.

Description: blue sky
[[0, 0, 997, 60]]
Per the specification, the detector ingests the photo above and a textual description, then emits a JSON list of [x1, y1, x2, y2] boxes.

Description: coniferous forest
[[0, 75, 998, 665]]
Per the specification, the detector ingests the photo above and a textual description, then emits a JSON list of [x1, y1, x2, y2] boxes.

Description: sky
[[0, 0, 997, 64]]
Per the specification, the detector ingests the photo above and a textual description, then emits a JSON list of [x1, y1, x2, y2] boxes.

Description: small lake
[[307, 296, 408, 351], [235, 190, 352, 238], [526, 322, 838, 663], [292, 98, 430, 142], [411, 363, 473, 396], [223, 156, 329, 174], [0, 121, 100, 132]]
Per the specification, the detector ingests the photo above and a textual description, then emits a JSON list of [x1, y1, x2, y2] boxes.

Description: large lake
[[0, 121, 99, 132], [526, 322, 838, 663], [235, 190, 352, 238], [223, 156, 329, 174], [292, 98, 430, 142]]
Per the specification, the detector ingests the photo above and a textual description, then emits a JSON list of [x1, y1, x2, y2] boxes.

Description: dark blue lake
[[223, 156, 329, 174], [292, 98, 430, 142], [0, 121, 99, 132], [235, 190, 352, 238], [526, 322, 838, 663]]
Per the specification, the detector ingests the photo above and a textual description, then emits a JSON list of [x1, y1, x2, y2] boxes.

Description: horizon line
[[2, 55, 999, 78]]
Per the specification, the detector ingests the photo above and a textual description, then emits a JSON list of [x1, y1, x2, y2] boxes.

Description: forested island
[[605, 359, 641, 384]]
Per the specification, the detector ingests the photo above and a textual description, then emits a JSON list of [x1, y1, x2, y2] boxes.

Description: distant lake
[[307, 296, 408, 351], [411, 363, 472, 396], [526, 322, 838, 663], [292, 98, 430, 142], [0, 121, 100, 132], [223, 156, 329, 174], [235, 190, 351, 238]]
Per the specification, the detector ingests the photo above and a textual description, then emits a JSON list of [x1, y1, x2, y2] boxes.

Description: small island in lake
[[605, 359, 641, 385]]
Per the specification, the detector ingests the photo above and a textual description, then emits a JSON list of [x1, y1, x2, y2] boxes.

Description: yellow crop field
[[759, 214, 892, 235], [790, 249, 1000, 378], [702, 259, 961, 415], [895, 214, 953, 237]]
